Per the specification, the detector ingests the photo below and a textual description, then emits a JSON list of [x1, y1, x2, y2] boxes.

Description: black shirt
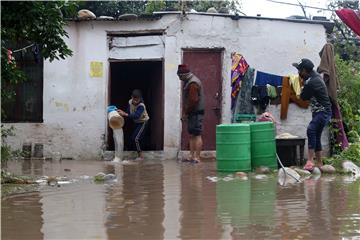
[[300, 71, 331, 113]]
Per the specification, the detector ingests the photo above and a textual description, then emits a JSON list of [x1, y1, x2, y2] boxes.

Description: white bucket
[[108, 111, 124, 129]]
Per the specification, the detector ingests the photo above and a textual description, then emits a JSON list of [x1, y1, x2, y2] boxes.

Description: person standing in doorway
[[177, 64, 205, 164], [293, 59, 332, 171], [118, 89, 149, 160]]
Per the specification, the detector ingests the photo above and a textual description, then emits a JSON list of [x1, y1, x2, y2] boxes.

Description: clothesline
[[2, 43, 35, 53]]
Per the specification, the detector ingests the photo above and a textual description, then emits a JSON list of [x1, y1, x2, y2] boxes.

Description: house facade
[[4, 12, 333, 160]]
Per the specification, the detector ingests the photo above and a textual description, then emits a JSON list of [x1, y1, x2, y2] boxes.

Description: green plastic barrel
[[216, 123, 251, 172], [250, 122, 277, 169]]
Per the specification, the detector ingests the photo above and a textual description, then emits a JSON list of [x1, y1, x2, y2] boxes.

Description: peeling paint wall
[[4, 14, 329, 159]]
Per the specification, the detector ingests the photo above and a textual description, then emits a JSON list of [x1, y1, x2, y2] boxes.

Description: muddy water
[[2, 159, 359, 239]]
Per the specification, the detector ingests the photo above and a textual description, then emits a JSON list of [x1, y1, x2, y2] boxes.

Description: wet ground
[[2, 159, 360, 239]]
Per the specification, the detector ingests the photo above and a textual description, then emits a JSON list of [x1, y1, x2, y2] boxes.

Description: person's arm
[[300, 80, 314, 101], [128, 105, 144, 120], [186, 83, 200, 113]]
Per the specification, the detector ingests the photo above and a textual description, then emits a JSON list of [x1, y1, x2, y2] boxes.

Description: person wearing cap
[[177, 64, 205, 164], [293, 58, 332, 171], [118, 89, 149, 161]]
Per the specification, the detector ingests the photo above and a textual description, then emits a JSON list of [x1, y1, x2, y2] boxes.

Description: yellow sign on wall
[[90, 61, 103, 77]]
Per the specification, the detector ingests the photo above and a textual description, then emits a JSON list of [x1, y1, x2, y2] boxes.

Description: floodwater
[[2, 159, 360, 240]]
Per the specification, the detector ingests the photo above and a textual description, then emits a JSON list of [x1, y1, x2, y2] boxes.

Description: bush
[[324, 142, 360, 170], [1, 125, 16, 162], [336, 55, 360, 137]]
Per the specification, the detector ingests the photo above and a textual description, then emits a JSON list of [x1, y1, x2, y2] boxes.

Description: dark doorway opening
[[108, 60, 164, 151]]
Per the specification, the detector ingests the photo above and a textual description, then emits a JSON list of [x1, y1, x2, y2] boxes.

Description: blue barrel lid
[[107, 105, 117, 113]]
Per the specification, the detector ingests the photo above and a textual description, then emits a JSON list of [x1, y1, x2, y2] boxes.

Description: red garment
[[336, 8, 360, 36], [185, 83, 200, 114]]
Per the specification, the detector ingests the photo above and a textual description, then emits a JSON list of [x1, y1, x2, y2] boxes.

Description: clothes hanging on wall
[[231, 53, 249, 110], [280, 76, 309, 119], [289, 75, 301, 97], [233, 67, 255, 119], [267, 84, 277, 98], [332, 102, 349, 150], [251, 85, 269, 114], [317, 43, 339, 102], [255, 71, 283, 87]]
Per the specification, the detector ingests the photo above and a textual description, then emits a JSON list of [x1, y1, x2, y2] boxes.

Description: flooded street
[[2, 159, 359, 239]]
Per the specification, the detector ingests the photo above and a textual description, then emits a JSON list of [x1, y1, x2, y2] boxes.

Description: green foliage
[[324, 143, 360, 170], [1, 1, 77, 121], [145, 0, 166, 14], [76, 1, 147, 17], [335, 55, 360, 136], [1, 125, 16, 163], [75, 0, 242, 16]]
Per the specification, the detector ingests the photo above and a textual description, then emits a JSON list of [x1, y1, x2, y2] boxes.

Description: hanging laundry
[[7, 49, 14, 63], [231, 53, 249, 110], [331, 102, 349, 150], [251, 85, 269, 114], [233, 67, 255, 119], [32, 44, 40, 63], [266, 84, 277, 98], [289, 75, 301, 97], [270, 86, 282, 105], [317, 43, 339, 102], [255, 71, 283, 87], [280, 77, 309, 120]]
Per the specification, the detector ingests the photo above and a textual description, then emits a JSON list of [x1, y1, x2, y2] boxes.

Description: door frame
[[106, 59, 165, 151]]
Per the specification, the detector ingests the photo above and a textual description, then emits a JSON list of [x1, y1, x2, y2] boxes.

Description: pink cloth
[[335, 8, 360, 36]]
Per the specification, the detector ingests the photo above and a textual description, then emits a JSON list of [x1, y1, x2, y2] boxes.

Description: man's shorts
[[187, 113, 204, 136]]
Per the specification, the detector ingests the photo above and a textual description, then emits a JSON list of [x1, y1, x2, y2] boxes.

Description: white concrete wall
[[4, 14, 329, 159]]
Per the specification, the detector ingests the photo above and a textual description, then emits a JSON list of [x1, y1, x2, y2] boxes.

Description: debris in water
[[278, 167, 301, 185], [222, 176, 234, 182], [47, 177, 58, 186], [254, 174, 268, 180], [94, 172, 117, 182], [206, 176, 218, 182], [342, 161, 360, 178], [255, 166, 271, 174], [79, 175, 91, 180], [235, 172, 247, 178], [293, 168, 311, 176], [57, 181, 71, 185]]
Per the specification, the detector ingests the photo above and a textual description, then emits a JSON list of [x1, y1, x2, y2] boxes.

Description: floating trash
[[342, 161, 360, 178], [206, 176, 219, 182], [278, 167, 301, 186], [254, 174, 268, 180]]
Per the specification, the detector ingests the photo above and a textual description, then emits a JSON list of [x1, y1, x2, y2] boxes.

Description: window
[[2, 46, 43, 123]]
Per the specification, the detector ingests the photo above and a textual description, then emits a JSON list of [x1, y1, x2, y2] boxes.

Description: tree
[[327, 0, 360, 61], [1, 1, 78, 119], [74, 0, 242, 17]]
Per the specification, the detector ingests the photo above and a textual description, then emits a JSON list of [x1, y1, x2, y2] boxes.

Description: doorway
[[181, 50, 223, 150], [108, 60, 164, 151]]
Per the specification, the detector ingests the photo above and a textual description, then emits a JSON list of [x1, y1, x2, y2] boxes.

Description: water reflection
[[180, 163, 222, 240], [105, 161, 165, 239], [1, 160, 359, 239], [2, 192, 43, 240]]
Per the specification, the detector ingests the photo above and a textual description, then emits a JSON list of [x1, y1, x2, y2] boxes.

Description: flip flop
[[303, 162, 315, 171], [190, 159, 200, 164]]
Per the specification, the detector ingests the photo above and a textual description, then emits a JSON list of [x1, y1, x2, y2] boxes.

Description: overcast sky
[[240, 0, 333, 19]]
